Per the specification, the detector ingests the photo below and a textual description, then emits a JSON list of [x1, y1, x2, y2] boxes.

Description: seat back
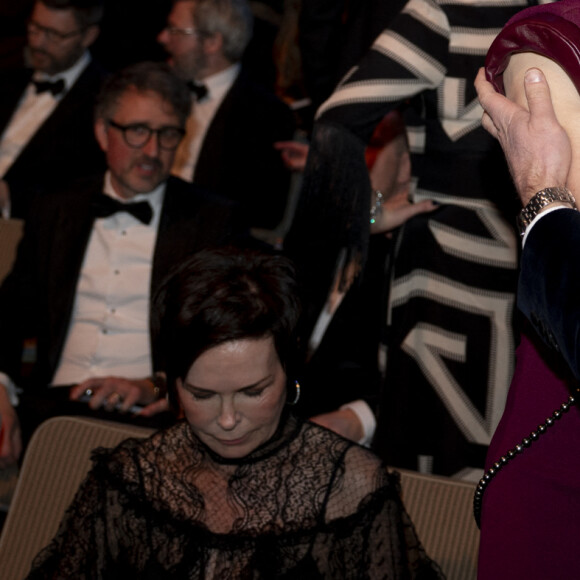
[[398, 468, 480, 580], [0, 416, 154, 580]]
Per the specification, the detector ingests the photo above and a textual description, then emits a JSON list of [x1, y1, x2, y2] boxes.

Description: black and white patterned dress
[[287, 0, 553, 476]]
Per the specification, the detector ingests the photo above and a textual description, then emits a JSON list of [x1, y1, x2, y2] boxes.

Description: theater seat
[[0, 416, 154, 580]]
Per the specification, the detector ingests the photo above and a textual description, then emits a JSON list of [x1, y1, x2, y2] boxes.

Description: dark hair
[[94, 61, 192, 126], [155, 247, 301, 406], [40, 0, 104, 29]]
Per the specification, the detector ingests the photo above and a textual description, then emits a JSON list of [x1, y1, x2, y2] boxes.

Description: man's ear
[[202, 31, 224, 56], [81, 24, 100, 49], [94, 118, 109, 153]]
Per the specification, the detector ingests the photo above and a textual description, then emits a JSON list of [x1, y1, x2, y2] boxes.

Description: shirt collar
[[199, 63, 240, 101], [103, 171, 166, 220], [33, 50, 91, 94]]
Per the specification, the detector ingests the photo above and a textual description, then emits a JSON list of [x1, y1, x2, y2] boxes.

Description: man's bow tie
[[187, 80, 208, 101], [33, 78, 66, 96], [92, 194, 153, 225]]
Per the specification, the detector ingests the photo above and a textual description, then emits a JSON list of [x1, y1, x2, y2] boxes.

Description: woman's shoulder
[[300, 421, 388, 486], [91, 422, 194, 486], [297, 423, 400, 525]]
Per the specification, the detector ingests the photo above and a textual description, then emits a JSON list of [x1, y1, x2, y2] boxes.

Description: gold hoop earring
[[287, 380, 301, 406]]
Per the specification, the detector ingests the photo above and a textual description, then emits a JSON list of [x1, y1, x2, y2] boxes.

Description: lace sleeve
[[26, 463, 112, 579], [313, 446, 443, 579]]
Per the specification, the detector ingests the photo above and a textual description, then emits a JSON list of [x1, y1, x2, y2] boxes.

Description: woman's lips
[[215, 435, 247, 446]]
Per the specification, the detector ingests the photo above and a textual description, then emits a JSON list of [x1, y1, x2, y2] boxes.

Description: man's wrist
[[517, 186, 576, 236]]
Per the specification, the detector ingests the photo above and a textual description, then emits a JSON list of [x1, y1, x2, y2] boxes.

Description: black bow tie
[[187, 80, 208, 101], [33, 78, 66, 96], [92, 194, 153, 225]]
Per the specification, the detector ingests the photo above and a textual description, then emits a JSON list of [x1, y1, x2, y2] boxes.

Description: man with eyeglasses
[[0, 0, 107, 219], [157, 0, 295, 231], [0, 62, 242, 467]]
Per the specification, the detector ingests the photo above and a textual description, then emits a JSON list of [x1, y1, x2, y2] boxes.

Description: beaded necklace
[[473, 391, 578, 527]]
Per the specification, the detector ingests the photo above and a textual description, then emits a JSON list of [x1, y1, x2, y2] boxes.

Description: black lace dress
[[27, 416, 442, 579]]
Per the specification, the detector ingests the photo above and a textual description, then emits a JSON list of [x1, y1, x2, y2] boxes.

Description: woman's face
[[177, 336, 287, 459]]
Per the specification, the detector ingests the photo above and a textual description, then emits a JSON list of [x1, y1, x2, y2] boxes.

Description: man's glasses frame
[[163, 26, 206, 38], [27, 20, 85, 43], [107, 120, 185, 151]]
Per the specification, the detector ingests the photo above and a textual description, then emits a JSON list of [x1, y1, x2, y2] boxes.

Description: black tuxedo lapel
[[192, 73, 242, 189], [2, 61, 107, 218], [191, 71, 294, 229], [9, 61, 106, 167], [149, 176, 241, 370], [150, 178, 214, 298], [45, 184, 102, 373]]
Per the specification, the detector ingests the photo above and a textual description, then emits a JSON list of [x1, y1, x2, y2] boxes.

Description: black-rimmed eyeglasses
[[107, 120, 185, 150], [27, 20, 85, 43]]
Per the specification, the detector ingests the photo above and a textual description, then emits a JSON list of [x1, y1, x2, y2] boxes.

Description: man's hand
[[475, 67, 572, 205], [0, 385, 22, 468], [70, 376, 168, 415], [310, 408, 364, 442]]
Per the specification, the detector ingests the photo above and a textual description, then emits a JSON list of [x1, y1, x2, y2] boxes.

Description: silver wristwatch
[[517, 186, 576, 236]]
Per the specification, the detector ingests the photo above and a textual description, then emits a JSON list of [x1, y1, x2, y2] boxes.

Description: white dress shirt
[[50, 173, 164, 385], [171, 63, 240, 181], [0, 174, 165, 404]]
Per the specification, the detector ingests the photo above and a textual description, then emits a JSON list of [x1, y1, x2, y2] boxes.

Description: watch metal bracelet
[[517, 186, 576, 236]]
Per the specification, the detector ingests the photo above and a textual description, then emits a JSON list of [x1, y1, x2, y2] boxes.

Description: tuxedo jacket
[[0, 175, 240, 389], [518, 208, 580, 380], [193, 71, 295, 230], [0, 60, 108, 219]]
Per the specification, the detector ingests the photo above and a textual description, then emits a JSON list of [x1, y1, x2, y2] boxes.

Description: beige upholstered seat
[[397, 468, 480, 580], [0, 416, 154, 580]]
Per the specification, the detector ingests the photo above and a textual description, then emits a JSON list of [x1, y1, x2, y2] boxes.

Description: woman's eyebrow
[[239, 376, 273, 392], [184, 375, 273, 393]]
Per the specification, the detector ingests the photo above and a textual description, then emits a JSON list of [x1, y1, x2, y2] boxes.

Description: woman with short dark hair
[[27, 247, 441, 579]]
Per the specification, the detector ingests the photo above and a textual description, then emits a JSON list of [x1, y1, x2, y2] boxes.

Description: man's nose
[[157, 27, 169, 46], [141, 132, 161, 157]]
